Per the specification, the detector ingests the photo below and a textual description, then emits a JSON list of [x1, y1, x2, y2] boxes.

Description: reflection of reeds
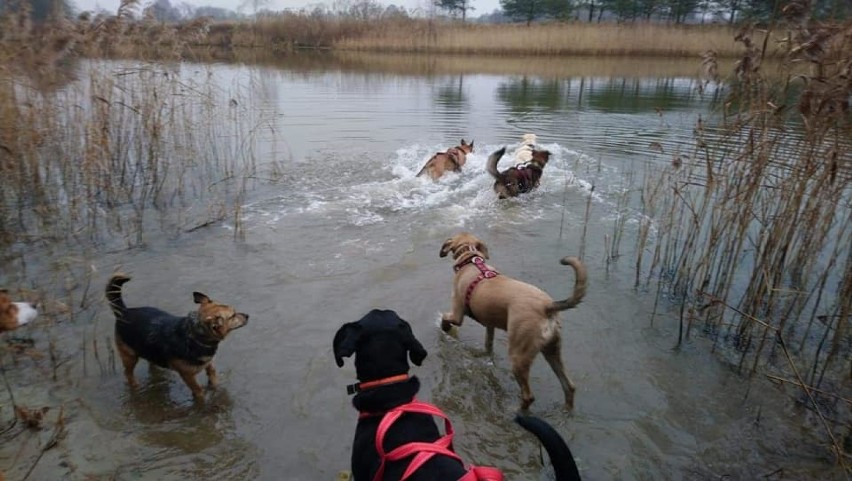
[[638, 17, 851, 463]]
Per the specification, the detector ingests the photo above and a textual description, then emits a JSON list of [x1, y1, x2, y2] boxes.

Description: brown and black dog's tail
[[485, 147, 506, 179], [515, 415, 582, 481], [546, 257, 587, 315], [106, 274, 132, 321]]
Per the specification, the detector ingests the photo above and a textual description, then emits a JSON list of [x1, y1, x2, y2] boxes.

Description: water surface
[[0, 52, 843, 481]]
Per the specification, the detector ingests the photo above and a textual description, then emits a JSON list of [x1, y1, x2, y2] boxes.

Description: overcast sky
[[72, 0, 503, 18]]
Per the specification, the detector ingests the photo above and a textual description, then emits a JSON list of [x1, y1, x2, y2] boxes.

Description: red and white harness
[[360, 398, 504, 481]]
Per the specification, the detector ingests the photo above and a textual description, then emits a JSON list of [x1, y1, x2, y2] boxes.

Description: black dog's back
[[515, 415, 581, 481], [117, 307, 212, 368]]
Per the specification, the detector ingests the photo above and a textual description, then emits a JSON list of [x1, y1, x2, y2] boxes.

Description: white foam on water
[[242, 141, 626, 233]]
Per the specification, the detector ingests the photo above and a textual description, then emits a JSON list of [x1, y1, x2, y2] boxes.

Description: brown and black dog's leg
[[116, 339, 140, 389], [205, 363, 218, 388], [171, 360, 205, 401], [541, 334, 576, 411]]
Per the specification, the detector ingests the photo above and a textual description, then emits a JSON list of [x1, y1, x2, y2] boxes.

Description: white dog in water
[[512, 133, 538, 164]]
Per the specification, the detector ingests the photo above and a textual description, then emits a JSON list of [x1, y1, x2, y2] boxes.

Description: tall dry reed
[[635, 14, 851, 463]]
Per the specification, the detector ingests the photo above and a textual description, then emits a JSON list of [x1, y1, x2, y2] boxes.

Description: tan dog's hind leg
[[116, 339, 140, 389], [205, 363, 218, 388], [485, 326, 495, 354], [508, 326, 537, 410], [542, 335, 576, 411]]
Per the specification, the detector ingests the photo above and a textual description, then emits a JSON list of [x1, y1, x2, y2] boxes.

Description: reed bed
[[195, 15, 759, 58], [0, 6, 265, 254], [634, 16, 852, 463], [334, 21, 757, 57]]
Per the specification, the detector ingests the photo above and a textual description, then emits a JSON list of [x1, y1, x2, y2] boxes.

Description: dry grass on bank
[[333, 21, 753, 58], [201, 17, 761, 58]]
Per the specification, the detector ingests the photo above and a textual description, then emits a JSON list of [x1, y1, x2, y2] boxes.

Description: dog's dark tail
[[485, 147, 506, 179], [515, 415, 581, 481], [106, 274, 132, 321], [546, 256, 587, 315]]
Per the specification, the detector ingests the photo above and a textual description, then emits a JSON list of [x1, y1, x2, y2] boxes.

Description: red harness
[[454, 256, 499, 310], [362, 399, 504, 481]]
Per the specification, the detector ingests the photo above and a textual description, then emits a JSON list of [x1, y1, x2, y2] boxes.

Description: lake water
[[0, 51, 844, 480]]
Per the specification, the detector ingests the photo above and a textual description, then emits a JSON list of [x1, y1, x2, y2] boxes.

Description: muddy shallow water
[[0, 53, 845, 480]]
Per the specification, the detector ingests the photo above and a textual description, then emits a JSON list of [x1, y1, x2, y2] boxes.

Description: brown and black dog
[[486, 145, 552, 199], [0, 289, 38, 333], [439, 232, 587, 411], [416, 139, 474, 181], [106, 274, 248, 401]]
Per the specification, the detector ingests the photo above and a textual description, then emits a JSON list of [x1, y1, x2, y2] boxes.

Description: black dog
[[333, 309, 581, 481], [106, 274, 249, 400]]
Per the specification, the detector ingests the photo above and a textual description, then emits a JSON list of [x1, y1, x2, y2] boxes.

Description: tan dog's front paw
[[441, 315, 457, 332]]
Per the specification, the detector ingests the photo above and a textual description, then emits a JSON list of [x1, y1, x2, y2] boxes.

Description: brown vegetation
[[634, 18, 851, 464], [196, 16, 759, 58]]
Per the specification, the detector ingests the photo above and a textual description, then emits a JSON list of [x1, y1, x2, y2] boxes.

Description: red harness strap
[[369, 400, 504, 481], [459, 257, 499, 310]]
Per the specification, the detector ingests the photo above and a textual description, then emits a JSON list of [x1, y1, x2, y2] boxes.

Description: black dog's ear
[[333, 322, 361, 367], [193, 292, 211, 304], [398, 322, 428, 366]]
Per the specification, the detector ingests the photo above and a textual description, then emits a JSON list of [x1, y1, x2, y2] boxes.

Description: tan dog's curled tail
[[486, 147, 506, 179], [106, 274, 132, 321], [546, 257, 587, 314]]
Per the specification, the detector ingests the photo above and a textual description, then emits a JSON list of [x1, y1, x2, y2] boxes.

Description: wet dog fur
[[439, 232, 587, 410], [106, 274, 248, 401], [0, 289, 38, 333], [333, 309, 581, 481], [416, 139, 474, 181], [486, 138, 552, 199]]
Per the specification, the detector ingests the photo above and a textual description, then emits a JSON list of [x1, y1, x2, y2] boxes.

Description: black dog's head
[[333, 309, 428, 382]]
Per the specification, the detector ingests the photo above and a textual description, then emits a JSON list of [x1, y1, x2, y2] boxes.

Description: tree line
[[437, 0, 850, 24], [1, 0, 848, 24]]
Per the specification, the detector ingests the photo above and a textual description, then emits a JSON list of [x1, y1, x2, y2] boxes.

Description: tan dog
[[0, 289, 38, 333], [106, 275, 249, 400], [416, 139, 474, 181], [439, 232, 587, 410]]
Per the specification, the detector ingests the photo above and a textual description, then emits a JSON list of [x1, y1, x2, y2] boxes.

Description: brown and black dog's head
[[486, 147, 552, 199], [193, 291, 249, 341], [439, 232, 490, 263], [333, 309, 427, 382], [0, 289, 38, 333]]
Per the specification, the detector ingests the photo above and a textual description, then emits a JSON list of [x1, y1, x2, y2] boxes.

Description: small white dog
[[0, 289, 38, 333], [513, 133, 538, 164]]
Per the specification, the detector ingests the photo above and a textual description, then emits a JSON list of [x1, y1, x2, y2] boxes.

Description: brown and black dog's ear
[[398, 322, 427, 366], [469, 140, 474, 150], [476, 240, 490, 259], [193, 292, 211, 304], [532, 149, 551, 165], [333, 322, 361, 367], [460, 138, 467, 146], [439, 238, 454, 258]]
